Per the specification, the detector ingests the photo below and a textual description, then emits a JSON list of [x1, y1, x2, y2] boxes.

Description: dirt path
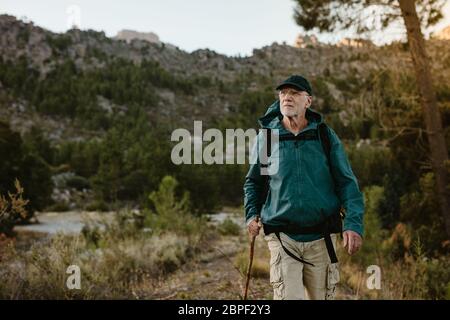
[[142, 232, 354, 300], [140, 233, 271, 300]]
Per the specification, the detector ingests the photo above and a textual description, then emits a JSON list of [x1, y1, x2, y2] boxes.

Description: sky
[[1, 0, 449, 57]]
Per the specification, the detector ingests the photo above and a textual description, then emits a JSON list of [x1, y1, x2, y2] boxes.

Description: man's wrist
[[246, 216, 256, 226], [343, 228, 363, 239], [246, 215, 261, 226]]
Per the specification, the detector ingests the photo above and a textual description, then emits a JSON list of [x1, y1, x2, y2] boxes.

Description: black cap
[[276, 75, 312, 96]]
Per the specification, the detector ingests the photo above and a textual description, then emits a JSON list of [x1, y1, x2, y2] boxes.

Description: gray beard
[[281, 109, 298, 118]]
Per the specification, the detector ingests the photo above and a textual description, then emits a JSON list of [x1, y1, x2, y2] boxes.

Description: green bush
[[0, 121, 53, 217], [347, 143, 394, 189], [85, 200, 109, 212], [46, 201, 70, 212], [348, 185, 387, 266], [144, 176, 207, 238], [46, 34, 73, 53], [425, 256, 450, 300], [217, 218, 241, 236], [176, 164, 221, 214], [66, 175, 91, 190], [399, 172, 447, 256]]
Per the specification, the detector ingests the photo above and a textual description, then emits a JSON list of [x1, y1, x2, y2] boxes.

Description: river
[[13, 210, 244, 235]]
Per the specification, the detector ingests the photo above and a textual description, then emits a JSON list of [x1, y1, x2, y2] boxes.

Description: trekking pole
[[243, 216, 259, 300]]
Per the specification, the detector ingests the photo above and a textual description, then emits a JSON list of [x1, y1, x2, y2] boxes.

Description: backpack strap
[[257, 128, 271, 215], [318, 123, 346, 237], [274, 232, 314, 266], [318, 123, 338, 192], [264, 209, 339, 265], [318, 123, 332, 168]]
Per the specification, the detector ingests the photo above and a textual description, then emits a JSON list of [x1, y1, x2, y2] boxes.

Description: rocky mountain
[[0, 14, 449, 144], [294, 34, 319, 48], [114, 29, 160, 44], [433, 25, 450, 40]]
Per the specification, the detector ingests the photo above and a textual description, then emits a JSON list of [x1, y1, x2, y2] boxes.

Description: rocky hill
[[433, 25, 450, 40], [0, 13, 449, 143], [114, 29, 160, 44]]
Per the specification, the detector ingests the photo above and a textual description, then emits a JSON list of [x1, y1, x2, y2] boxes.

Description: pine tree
[[292, 0, 450, 238]]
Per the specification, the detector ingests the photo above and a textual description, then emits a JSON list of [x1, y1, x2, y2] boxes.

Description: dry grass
[[0, 230, 204, 299], [337, 234, 450, 300], [234, 234, 270, 279], [0, 203, 213, 299]]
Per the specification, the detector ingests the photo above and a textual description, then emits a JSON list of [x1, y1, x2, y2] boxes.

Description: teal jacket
[[243, 100, 364, 242]]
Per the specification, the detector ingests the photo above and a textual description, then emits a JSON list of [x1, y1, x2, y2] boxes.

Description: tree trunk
[[398, 0, 450, 238]]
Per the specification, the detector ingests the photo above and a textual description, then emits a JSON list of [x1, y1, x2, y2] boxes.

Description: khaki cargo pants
[[264, 232, 340, 300]]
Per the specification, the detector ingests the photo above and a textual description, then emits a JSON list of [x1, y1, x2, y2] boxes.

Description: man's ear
[[306, 96, 312, 108]]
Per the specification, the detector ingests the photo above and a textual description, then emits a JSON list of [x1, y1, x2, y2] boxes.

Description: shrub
[[85, 200, 109, 212], [351, 185, 388, 266], [234, 250, 269, 279], [425, 256, 450, 299], [399, 172, 447, 256], [217, 218, 241, 236], [144, 176, 207, 238], [46, 34, 73, 53], [0, 121, 53, 216], [66, 175, 91, 191], [45, 201, 70, 212], [347, 143, 394, 189], [0, 207, 205, 299], [0, 179, 29, 236]]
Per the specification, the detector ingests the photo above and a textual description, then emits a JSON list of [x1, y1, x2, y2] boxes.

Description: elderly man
[[243, 75, 364, 300]]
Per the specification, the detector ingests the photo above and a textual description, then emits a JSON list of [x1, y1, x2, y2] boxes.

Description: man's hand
[[343, 230, 362, 255], [248, 218, 262, 237]]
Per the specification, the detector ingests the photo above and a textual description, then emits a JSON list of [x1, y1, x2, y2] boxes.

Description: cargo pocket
[[269, 249, 285, 300], [325, 262, 340, 300]]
